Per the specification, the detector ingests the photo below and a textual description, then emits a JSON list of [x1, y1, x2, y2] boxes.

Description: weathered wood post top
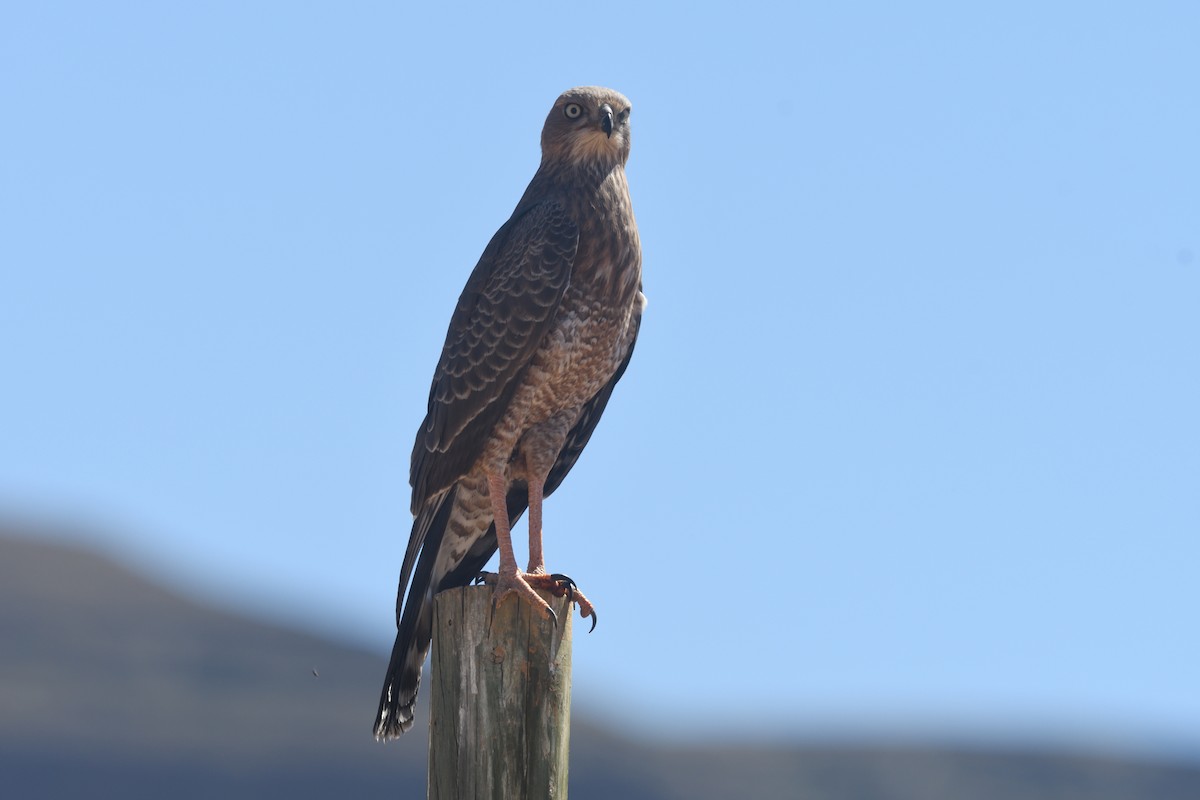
[[427, 585, 574, 800]]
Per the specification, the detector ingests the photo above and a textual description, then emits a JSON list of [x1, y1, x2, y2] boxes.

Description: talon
[[549, 572, 576, 589], [547, 572, 576, 602], [587, 611, 597, 633]]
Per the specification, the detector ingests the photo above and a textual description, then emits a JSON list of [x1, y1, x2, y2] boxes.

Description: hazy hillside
[[2, 530, 1197, 800]]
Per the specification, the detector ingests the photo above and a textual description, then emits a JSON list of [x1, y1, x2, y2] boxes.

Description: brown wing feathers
[[410, 201, 578, 513]]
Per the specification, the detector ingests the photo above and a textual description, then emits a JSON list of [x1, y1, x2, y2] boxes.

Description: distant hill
[[2, 530, 1198, 800]]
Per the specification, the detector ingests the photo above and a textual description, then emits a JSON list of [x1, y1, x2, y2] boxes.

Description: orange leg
[[521, 471, 597, 630], [526, 475, 545, 574], [486, 470, 555, 620], [481, 469, 598, 630]]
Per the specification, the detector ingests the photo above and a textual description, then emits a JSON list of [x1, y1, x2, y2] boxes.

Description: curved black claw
[[549, 573, 576, 603], [473, 571, 496, 586], [548, 573, 597, 633]]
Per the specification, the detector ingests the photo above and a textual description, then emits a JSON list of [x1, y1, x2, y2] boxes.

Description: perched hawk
[[375, 87, 644, 740]]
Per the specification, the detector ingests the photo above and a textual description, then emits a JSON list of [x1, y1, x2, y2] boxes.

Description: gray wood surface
[[428, 584, 573, 800]]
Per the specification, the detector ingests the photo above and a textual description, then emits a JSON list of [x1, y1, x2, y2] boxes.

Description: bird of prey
[[375, 86, 644, 740]]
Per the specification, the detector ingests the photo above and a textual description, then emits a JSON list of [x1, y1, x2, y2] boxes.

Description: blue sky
[[3, 2, 1198, 754]]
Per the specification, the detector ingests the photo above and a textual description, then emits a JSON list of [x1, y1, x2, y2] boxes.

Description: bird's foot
[[525, 572, 598, 633], [473, 570, 597, 631], [475, 569, 559, 626]]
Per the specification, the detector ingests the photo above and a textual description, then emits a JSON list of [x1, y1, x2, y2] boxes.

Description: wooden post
[[427, 584, 573, 800]]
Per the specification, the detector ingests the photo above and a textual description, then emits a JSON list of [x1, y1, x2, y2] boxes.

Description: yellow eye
[[563, 103, 583, 119]]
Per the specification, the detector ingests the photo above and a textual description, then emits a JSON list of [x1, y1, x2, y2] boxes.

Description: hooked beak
[[600, 104, 614, 138]]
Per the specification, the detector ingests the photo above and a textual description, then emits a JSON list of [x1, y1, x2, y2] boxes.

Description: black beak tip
[[601, 109, 614, 138]]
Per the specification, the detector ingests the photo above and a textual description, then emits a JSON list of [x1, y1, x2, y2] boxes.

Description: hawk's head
[[540, 86, 632, 169]]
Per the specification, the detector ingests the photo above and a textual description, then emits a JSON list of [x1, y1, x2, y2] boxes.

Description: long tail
[[374, 486, 456, 739], [374, 482, 519, 740]]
